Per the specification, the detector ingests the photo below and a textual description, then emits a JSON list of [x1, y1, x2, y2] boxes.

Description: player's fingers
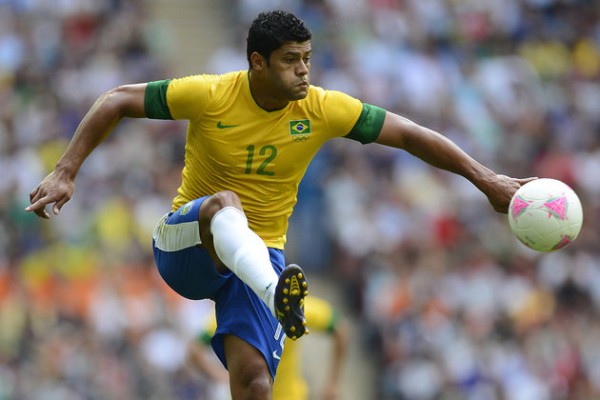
[[518, 177, 538, 186], [34, 208, 50, 219], [53, 195, 71, 215], [26, 194, 56, 217], [25, 200, 50, 219], [29, 186, 42, 203]]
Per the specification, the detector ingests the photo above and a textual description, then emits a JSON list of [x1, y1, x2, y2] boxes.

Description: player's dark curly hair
[[246, 10, 312, 68]]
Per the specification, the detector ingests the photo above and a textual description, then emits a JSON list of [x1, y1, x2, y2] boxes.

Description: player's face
[[265, 41, 311, 101]]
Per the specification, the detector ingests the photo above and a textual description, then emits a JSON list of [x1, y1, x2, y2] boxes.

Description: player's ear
[[250, 52, 266, 71]]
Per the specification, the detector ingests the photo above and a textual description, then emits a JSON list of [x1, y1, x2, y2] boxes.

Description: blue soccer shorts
[[152, 197, 286, 378]]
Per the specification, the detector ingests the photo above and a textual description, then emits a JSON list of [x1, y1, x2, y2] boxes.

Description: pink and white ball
[[508, 178, 583, 252]]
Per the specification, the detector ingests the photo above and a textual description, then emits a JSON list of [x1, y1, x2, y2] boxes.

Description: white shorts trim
[[153, 213, 202, 252]]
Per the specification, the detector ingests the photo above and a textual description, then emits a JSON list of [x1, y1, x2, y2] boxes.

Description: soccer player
[[26, 9, 536, 400], [188, 296, 349, 400]]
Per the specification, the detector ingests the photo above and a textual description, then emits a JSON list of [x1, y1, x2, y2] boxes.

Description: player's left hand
[[25, 170, 75, 219], [485, 175, 538, 214]]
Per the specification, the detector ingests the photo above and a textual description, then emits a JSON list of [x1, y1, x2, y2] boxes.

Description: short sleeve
[[344, 103, 386, 144], [145, 75, 214, 121], [145, 80, 172, 120]]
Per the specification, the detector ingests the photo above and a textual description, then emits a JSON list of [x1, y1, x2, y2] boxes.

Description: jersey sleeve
[[345, 103, 387, 144], [319, 89, 363, 138], [318, 89, 385, 144], [145, 80, 172, 119], [145, 75, 213, 121]]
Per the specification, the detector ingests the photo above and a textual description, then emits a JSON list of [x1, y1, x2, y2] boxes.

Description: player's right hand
[[484, 174, 538, 214], [25, 171, 75, 219]]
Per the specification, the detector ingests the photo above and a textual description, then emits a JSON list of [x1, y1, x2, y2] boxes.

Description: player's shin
[[210, 206, 278, 315]]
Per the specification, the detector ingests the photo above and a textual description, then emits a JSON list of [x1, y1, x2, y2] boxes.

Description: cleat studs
[[276, 265, 310, 341]]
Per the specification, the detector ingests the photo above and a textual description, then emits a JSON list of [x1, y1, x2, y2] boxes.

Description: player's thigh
[[152, 198, 231, 300], [211, 248, 286, 378], [224, 334, 273, 396]]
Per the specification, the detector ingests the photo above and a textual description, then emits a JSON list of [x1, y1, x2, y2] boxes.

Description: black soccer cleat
[[275, 264, 309, 340]]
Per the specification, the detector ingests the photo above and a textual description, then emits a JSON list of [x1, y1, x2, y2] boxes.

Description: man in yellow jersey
[[26, 9, 536, 400], [188, 296, 349, 400]]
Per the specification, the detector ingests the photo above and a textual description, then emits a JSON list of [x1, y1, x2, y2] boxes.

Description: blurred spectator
[[1, 0, 599, 399]]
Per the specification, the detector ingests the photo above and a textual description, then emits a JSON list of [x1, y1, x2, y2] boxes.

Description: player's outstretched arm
[[26, 83, 148, 219], [375, 112, 537, 213]]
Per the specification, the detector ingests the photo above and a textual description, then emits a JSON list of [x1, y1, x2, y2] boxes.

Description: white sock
[[210, 206, 277, 316]]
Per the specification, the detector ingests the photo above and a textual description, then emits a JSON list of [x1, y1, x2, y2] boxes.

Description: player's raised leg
[[199, 190, 308, 339]]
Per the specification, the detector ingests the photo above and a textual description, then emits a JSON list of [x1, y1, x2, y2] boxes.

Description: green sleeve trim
[[145, 80, 173, 120], [325, 310, 341, 334], [198, 331, 212, 345], [344, 103, 386, 144]]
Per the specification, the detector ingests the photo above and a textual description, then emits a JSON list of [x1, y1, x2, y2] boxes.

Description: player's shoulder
[[167, 71, 247, 110], [171, 70, 244, 89], [304, 84, 361, 108], [300, 85, 363, 131], [305, 83, 340, 99]]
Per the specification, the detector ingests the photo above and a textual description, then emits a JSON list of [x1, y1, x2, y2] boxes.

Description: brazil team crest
[[179, 200, 194, 216], [289, 119, 311, 141]]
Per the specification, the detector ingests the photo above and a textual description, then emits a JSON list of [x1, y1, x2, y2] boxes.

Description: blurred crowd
[[1, 0, 600, 399]]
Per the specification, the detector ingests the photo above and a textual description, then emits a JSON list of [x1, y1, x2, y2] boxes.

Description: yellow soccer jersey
[[198, 296, 340, 400], [145, 71, 385, 249]]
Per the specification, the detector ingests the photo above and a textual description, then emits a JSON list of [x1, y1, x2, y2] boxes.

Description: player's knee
[[214, 190, 242, 207], [234, 364, 272, 399], [245, 376, 272, 399], [198, 191, 243, 228], [202, 191, 243, 218]]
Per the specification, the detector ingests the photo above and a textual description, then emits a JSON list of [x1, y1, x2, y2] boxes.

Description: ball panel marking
[[511, 196, 531, 220], [543, 195, 567, 220]]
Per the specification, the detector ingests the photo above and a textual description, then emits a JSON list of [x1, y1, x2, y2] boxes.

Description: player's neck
[[248, 71, 290, 112]]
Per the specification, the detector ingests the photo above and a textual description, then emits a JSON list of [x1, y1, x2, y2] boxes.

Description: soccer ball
[[508, 178, 583, 252]]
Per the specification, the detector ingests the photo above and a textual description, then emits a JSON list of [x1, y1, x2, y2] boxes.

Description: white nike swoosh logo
[[272, 350, 281, 360]]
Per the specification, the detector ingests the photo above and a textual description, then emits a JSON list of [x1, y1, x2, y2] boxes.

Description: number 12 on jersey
[[245, 145, 277, 176]]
